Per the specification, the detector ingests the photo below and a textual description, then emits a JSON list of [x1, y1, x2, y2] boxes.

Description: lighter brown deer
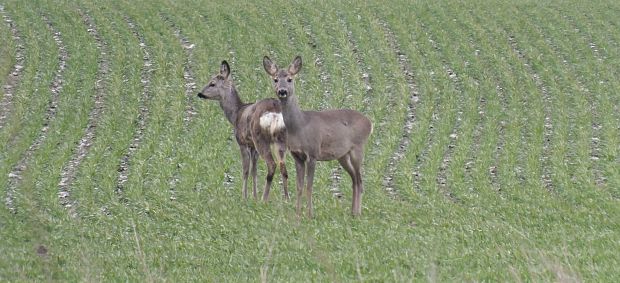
[[263, 56, 373, 217]]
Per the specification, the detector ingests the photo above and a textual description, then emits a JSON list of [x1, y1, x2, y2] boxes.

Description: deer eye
[[287, 78, 292, 83], [274, 78, 278, 83], [208, 82, 215, 87]]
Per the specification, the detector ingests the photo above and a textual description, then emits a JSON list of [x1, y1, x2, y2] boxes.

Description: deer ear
[[220, 60, 230, 78], [288, 56, 302, 76], [263, 56, 277, 76]]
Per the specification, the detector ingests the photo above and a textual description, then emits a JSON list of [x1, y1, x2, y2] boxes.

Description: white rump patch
[[259, 112, 285, 133]]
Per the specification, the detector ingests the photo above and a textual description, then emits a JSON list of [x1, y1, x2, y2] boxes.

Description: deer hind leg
[[275, 141, 289, 200], [338, 153, 360, 215], [240, 146, 252, 199], [250, 148, 259, 200]]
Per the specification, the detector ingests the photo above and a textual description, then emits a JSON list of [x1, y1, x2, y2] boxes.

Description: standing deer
[[263, 56, 373, 217], [198, 60, 288, 201]]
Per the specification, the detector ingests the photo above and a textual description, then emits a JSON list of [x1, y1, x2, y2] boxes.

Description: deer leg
[[240, 146, 251, 200], [338, 153, 359, 215], [305, 158, 317, 218], [292, 153, 306, 216], [349, 147, 365, 215], [250, 148, 259, 200], [258, 146, 277, 202], [275, 142, 289, 200]]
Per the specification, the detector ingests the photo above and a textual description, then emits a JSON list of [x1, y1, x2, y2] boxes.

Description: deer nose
[[277, 89, 288, 98], [197, 92, 206, 99]]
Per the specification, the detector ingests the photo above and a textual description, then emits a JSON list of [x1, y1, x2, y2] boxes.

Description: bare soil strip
[[0, 6, 25, 130], [489, 85, 508, 191], [336, 12, 372, 109], [6, 15, 68, 214], [160, 15, 199, 201], [378, 20, 419, 199], [419, 24, 462, 203], [58, 11, 110, 216], [160, 14, 197, 128], [560, 14, 608, 62], [529, 15, 606, 188], [554, 14, 608, 188], [464, 10, 510, 192], [115, 16, 153, 199], [508, 35, 554, 192]]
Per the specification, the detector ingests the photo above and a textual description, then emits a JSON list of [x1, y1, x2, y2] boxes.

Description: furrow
[[57, 11, 110, 216], [508, 35, 554, 192], [115, 16, 153, 199], [160, 14, 197, 128], [296, 18, 334, 110], [460, 12, 506, 193], [6, 15, 68, 214], [422, 24, 462, 203], [527, 12, 606, 188], [0, 6, 25, 129], [464, 91, 487, 184], [336, 12, 373, 109], [489, 84, 508, 191], [378, 20, 419, 199], [160, 14, 195, 202], [560, 14, 607, 62], [465, 9, 512, 193]]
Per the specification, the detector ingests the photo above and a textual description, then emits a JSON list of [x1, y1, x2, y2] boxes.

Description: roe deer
[[263, 56, 373, 217], [198, 60, 288, 201]]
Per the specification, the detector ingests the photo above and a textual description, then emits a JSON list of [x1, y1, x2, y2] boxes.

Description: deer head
[[263, 56, 302, 99], [197, 60, 232, 100]]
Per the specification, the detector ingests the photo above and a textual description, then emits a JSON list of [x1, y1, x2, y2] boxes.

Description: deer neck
[[220, 85, 243, 125], [280, 94, 306, 133]]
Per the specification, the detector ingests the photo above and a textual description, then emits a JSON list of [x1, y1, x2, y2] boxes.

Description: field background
[[1, 0, 619, 281]]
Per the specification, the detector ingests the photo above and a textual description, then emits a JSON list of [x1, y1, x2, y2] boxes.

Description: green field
[[1, 0, 619, 281]]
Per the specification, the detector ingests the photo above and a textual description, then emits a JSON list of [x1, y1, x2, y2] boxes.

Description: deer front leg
[[292, 153, 306, 216], [239, 146, 251, 199], [305, 158, 316, 218]]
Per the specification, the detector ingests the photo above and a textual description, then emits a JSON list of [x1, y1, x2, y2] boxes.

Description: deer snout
[[277, 89, 288, 98]]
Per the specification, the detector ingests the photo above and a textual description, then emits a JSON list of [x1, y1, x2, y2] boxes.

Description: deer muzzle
[[277, 89, 288, 98]]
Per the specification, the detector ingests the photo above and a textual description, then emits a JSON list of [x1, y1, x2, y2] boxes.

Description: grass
[[1, 0, 619, 281]]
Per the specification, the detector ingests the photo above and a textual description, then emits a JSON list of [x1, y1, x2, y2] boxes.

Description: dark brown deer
[[198, 60, 288, 201], [263, 56, 373, 217]]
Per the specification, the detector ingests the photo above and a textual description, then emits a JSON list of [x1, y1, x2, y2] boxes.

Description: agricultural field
[[1, 0, 619, 281]]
